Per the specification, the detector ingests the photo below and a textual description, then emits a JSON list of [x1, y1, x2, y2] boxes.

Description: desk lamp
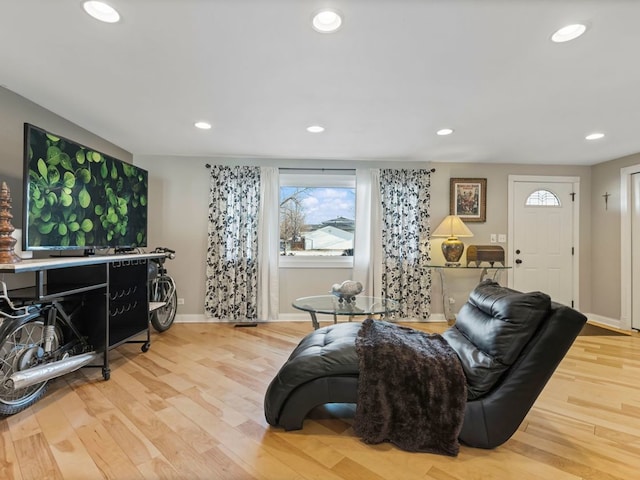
[[432, 215, 473, 266]]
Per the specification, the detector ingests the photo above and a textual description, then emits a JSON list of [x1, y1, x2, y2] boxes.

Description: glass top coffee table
[[292, 295, 400, 330]]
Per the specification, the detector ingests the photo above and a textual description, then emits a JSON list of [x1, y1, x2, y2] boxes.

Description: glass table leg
[[437, 268, 456, 325]]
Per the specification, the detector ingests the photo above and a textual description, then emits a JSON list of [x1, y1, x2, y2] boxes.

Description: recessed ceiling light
[[551, 24, 587, 43], [585, 132, 604, 140], [436, 128, 454, 136], [195, 121, 212, 130], [307, 125, 325, 133], [312, 10, 342, 33], [83, 1, 120, 23]]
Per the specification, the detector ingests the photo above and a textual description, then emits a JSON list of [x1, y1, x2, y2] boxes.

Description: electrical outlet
[[490, 234, 497, 243], [498, 234, 507, 243], [177, 298, 185, 305]]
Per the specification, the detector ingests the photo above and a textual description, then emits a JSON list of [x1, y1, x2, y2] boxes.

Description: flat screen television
[[23, 123, 148, 253]]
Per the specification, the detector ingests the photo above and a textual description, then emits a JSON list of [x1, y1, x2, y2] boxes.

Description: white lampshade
[[432, 215, 474, 238]]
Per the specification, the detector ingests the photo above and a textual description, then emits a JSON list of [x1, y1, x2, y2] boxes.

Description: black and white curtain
[[205, 165, 260, 321], [379, 169, 432, 319]]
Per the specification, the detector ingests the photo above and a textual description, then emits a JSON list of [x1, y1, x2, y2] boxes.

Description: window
[[525, 189, 561, 206], [279, 171, 355, 268]]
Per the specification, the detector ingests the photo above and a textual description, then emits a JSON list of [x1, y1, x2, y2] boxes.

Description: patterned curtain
[[205, 165, 260, 321], [379, 169, 432, 319]]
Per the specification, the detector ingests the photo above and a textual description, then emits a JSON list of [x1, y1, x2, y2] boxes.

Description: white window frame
[[525, 189, 562, 207], [279, 171, 356, 269]]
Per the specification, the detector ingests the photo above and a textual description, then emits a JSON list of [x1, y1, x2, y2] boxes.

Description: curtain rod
[[204, 164, 436, 173], [279, 167, 354, 172], [203, 164, 353, 171], [280, 167, 436, 173]]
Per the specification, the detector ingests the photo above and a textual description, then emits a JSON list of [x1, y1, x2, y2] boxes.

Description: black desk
[[0, 253, 165, 379]]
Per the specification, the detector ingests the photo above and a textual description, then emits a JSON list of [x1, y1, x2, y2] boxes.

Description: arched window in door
[[525, 189, 561, 206]]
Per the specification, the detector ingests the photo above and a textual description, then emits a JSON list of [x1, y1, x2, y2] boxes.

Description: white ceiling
[[1, 0, 639, 166]]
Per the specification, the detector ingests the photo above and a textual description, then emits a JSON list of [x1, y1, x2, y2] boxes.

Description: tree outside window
[[279, 184, 355, 257]]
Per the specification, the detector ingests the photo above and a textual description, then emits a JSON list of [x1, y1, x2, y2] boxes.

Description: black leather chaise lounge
[[264, 280, 587, 449]]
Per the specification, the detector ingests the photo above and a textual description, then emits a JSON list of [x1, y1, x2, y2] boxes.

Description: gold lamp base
[[441, 236, 464, 266]]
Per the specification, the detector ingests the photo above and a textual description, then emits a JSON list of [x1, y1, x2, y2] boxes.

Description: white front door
[[510, 178, 576, 307]]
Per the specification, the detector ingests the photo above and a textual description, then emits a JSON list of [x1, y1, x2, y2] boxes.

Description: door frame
[[620, 164, 640, 330], [507, 175, 580, 309]]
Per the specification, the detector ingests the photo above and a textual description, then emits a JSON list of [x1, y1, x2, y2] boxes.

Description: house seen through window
[[279, 172, 356, 259]]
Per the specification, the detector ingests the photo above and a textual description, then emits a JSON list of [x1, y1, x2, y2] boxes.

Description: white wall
[[135, 156, 211, 317], [135, 155, 592, 321], [0, 87, 134, 290], [0, 85, 615, 323], [136, 156, 436, 319], [591, 152, 640, 321], [0, 87, 133, 230]]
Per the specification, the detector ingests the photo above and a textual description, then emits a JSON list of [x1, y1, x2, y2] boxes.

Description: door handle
[[515, 259, 523, 264]]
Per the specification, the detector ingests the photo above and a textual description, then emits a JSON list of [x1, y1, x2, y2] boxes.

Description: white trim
[[175, 314, 210, 323], [277, 313, 314, 322], [279, 173, 355, 188], [175, 314, 310, 323], [508, 175, 580, 308], [620, 164, 640, 330], [279, 256, 354, 268], [176, 313, 314, 323], [585, 313, 623, 330], [175, 313, 446, 324]]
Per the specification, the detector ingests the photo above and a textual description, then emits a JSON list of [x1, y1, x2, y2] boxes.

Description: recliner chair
[[264, 280, 587, 448]]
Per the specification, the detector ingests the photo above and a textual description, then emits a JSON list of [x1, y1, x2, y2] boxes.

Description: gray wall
[[1, 84, 631, 323], [134, 155, 434, 318], [591, 152, 640, 319], [0, 87, 132, 220], [137, 155, 593, 319], [429, 163, 592, 314], [0, 87, 133, 287]]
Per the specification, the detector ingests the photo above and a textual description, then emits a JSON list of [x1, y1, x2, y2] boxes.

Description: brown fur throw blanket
[[354, 319, 467, 456]]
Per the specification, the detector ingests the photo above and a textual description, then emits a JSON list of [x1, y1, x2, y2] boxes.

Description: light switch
[[490, 234, 497, 243], [498, 234, 507, 243]]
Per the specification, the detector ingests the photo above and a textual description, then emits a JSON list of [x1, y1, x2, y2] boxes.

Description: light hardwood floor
[[1, 320, 639, 480]]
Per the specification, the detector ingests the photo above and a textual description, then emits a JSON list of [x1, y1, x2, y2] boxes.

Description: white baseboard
[[174, 313, 310, 324], [278, 312, 446, 323], [584, 313, 622, 330], [175, 314, 214, 323], [277, 313, 314, 322], [175, 313, 447, 323]]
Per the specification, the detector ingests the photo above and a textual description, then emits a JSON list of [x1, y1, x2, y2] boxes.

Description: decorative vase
[[441, 236, 464, 266], [0, 182, 21, 264]]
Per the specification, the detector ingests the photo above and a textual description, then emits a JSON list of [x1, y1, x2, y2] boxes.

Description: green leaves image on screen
[[26, 129, 147, 248]]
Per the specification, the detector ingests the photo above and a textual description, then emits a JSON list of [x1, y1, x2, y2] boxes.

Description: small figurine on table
[[330, 280, 363, 304]]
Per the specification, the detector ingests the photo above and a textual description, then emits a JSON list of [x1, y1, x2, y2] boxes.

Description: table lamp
[[431, 215, 474, 266]]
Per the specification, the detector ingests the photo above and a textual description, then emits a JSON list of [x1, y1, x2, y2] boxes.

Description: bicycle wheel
[[0, 314, 62, 416], [150, 276, 177, 332]]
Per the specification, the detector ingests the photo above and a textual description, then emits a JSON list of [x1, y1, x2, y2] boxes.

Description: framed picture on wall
[[449, 178, 487, 222]]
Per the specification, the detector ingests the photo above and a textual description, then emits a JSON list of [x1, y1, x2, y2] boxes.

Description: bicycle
[[148, 247, 177, 332]]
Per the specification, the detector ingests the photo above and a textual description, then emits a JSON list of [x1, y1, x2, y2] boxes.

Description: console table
[[293, 295, 399, 330], [0, 252, 165, 379], [426, 264, 511, 324]]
